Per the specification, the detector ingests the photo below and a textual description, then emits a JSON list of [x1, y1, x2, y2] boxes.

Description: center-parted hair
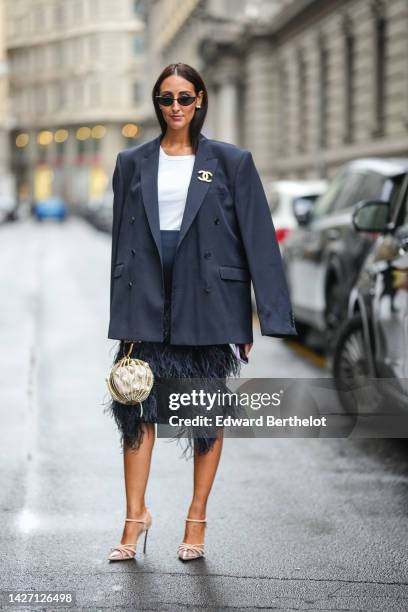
[[152, 62, 208, 153]]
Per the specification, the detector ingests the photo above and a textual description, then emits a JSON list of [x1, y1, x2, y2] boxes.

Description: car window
[[311, 168, 347, 219], [332, 170, 392, 212], [292, 194, 320, 208], [331, 172, 367, 211], [359, 172, 388, 200], [387, 173, 408, 223]]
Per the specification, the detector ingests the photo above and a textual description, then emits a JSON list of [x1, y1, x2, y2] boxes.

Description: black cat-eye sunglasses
[[155, 95, 197, 107]]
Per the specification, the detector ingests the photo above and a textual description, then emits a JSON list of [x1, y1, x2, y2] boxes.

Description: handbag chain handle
[[124, 341, 134, 359]]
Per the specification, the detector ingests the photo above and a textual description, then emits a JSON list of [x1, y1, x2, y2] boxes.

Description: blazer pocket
[[113, 263, 125, 278], [219, 265, 250, 281]]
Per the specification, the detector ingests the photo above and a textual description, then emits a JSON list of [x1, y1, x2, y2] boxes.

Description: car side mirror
[[293, 197, 314, 226], [352, 199, 393, 233]]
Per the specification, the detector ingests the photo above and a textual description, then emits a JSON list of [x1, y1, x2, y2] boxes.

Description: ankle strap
[[125, 518, 146, 523], [186, 517, 207, 523]]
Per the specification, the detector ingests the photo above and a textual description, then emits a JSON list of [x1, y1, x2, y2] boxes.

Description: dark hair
[[151, 63, 208, 154]]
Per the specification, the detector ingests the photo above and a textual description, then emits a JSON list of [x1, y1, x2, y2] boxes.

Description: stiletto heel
[[108, 509, 152, 561], [143, 527, 149, 554], [178, 516, 207, 561]]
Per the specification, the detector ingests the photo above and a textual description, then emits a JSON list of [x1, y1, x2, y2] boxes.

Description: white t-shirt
[[157, 145, 195, 230]]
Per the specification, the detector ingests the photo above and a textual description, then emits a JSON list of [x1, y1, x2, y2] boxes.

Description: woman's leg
[[119, 423, 155, 544], [182, 429, 224, 544]]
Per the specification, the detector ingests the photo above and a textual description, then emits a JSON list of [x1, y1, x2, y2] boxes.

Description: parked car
[[333, 176, 408, 412], [266, 180, 328, 245], [250, 180, 327, 312], [281, 158, 408, 347], [33, 196, 66, 221]]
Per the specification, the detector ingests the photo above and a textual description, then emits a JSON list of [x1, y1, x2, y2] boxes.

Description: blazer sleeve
[[233, 151, 298, 338], [110, 153, 125, 308]]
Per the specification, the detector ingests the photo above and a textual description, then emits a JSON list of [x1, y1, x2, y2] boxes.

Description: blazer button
[[204, 285, 212, 293], [128, 281, 133, 288], [214, 218, 220, 225], [130, 216, 135, 224], [131, 248, 136, 255], [204, 251, 212, 259]]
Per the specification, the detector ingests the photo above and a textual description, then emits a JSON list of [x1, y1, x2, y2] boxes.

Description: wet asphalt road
[[1, 217, 407, 611]]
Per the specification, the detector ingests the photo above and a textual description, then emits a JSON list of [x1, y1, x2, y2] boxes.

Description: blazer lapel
[[176, 136, 218, 253], [140, 132, 218, 267]]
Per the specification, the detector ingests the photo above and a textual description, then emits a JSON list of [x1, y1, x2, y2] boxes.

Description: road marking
[[285, 340, 327, 369]]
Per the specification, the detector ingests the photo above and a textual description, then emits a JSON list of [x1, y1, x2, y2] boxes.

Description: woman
[[105, 63, 297, 562]]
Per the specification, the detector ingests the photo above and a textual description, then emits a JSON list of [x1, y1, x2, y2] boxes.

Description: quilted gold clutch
[[106, 342, 154, 417]]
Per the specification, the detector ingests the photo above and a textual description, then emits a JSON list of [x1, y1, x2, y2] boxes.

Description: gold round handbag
[[106, 342, 154, 417]]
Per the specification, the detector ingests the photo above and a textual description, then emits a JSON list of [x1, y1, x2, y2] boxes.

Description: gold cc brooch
[[197, 170, 213, 182]]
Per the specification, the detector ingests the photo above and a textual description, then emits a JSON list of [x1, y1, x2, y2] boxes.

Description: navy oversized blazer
[[108, 132, 298, 345]]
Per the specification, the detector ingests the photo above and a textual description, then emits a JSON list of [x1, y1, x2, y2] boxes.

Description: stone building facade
[[6, 0, 407, 204], [249, 0, 408, 180], [146, 0, 408, 182]]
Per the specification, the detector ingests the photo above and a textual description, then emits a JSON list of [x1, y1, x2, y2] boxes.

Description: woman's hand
[[243, 342, 253, 357], [239, 342, 253, 359]]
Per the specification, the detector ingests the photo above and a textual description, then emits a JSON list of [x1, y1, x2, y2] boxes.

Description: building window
[[278, 62, 289, 156], [133, 0, 146, 18], [73, 79, 84, 108], [56, 139, 67, 157], [91, 137, 100, 155], [90, 81, 101, 106], [372, 1, 387, 136], [35, 86, 47, 116], [343, 17, 355, 143], [90, 34, 99, 59], [56, 82, 66, 109], [318, 38, 329, 150], [91, 0, 101, 19], [74, 37, 82, 64], [133, 33, 145, 55], [77, 137, 87, 156], [297, 49, 307, 153], [34, 5, 44, 30], [36, 137, 47, 163], [132, 81, 142, 104], [54, 3, 64, 28], [55, 41, 64, 67]]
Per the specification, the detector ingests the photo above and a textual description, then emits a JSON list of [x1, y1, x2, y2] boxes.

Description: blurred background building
[[2, 0, 408, 210], [145, 0, 408, 182], [5, 0, 146, 211]]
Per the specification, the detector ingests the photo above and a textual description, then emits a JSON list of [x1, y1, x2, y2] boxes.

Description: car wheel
[[333, 314, 375, 414]]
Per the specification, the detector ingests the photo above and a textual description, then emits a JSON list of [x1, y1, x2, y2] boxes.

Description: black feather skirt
[[104, 229, 243, 459]]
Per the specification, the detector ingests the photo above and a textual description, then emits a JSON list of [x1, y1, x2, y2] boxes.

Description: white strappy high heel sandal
[[108, 509, 152, 561], [178, 516, 207, 561]]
